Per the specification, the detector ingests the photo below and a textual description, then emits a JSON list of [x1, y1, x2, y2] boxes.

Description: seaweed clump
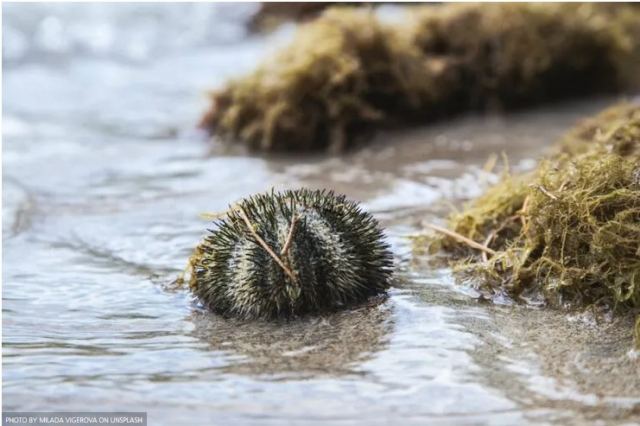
[[201, 3, 640, 152], [202, 8, 427, 152], [428, 103, 640, 328], [248, 2, 350, 32], [186, 189, 393, 319]]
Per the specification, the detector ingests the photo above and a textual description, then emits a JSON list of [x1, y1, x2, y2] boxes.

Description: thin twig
[[280, 215, 297, 256], [482, 230, 497, 262], [199, 211, 228, 221], [530, 184, 558, 200], [519, 195, 530, 229], [483, 153, 498, 173], [479, 214, 520, 262], [424, 222, 496, 256], [236, 205, 297, 282]]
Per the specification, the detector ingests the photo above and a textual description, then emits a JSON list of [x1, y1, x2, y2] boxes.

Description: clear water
[[3, 4, 639, 425]]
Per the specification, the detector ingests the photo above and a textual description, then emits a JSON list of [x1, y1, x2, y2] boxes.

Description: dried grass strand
[[236, 205, 297, 282], [424, 222, 496, 256]]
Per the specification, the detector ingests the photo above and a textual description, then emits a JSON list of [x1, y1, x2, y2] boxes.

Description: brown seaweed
[[202, 3, 640, 152]]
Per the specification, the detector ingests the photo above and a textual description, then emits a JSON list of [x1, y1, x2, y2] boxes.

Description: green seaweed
[[428, 103, 640, 328], [201, 3, 640, 152]]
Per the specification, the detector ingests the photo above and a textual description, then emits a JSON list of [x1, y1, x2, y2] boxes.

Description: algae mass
[[201, 3, 640, 152], [425, 103, 640, 342]]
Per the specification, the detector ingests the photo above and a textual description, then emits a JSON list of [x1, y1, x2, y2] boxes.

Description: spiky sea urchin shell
[[189, 189, 393, 319]]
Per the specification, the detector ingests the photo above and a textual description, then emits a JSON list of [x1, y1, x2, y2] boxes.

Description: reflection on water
[[3, 3, 639, 425], [190, 298, 392, 377]]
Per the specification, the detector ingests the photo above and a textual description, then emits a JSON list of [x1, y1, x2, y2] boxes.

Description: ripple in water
[[3, 3, 638, 425]]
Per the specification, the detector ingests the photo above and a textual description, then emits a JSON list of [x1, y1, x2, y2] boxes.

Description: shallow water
[[3, 4, 639, 425]]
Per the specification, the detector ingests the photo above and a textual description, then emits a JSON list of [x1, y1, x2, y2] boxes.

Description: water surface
[[3, 4, 639, 425]]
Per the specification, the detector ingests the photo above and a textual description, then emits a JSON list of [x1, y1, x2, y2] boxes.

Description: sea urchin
[[187, 189, 393, 319]]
